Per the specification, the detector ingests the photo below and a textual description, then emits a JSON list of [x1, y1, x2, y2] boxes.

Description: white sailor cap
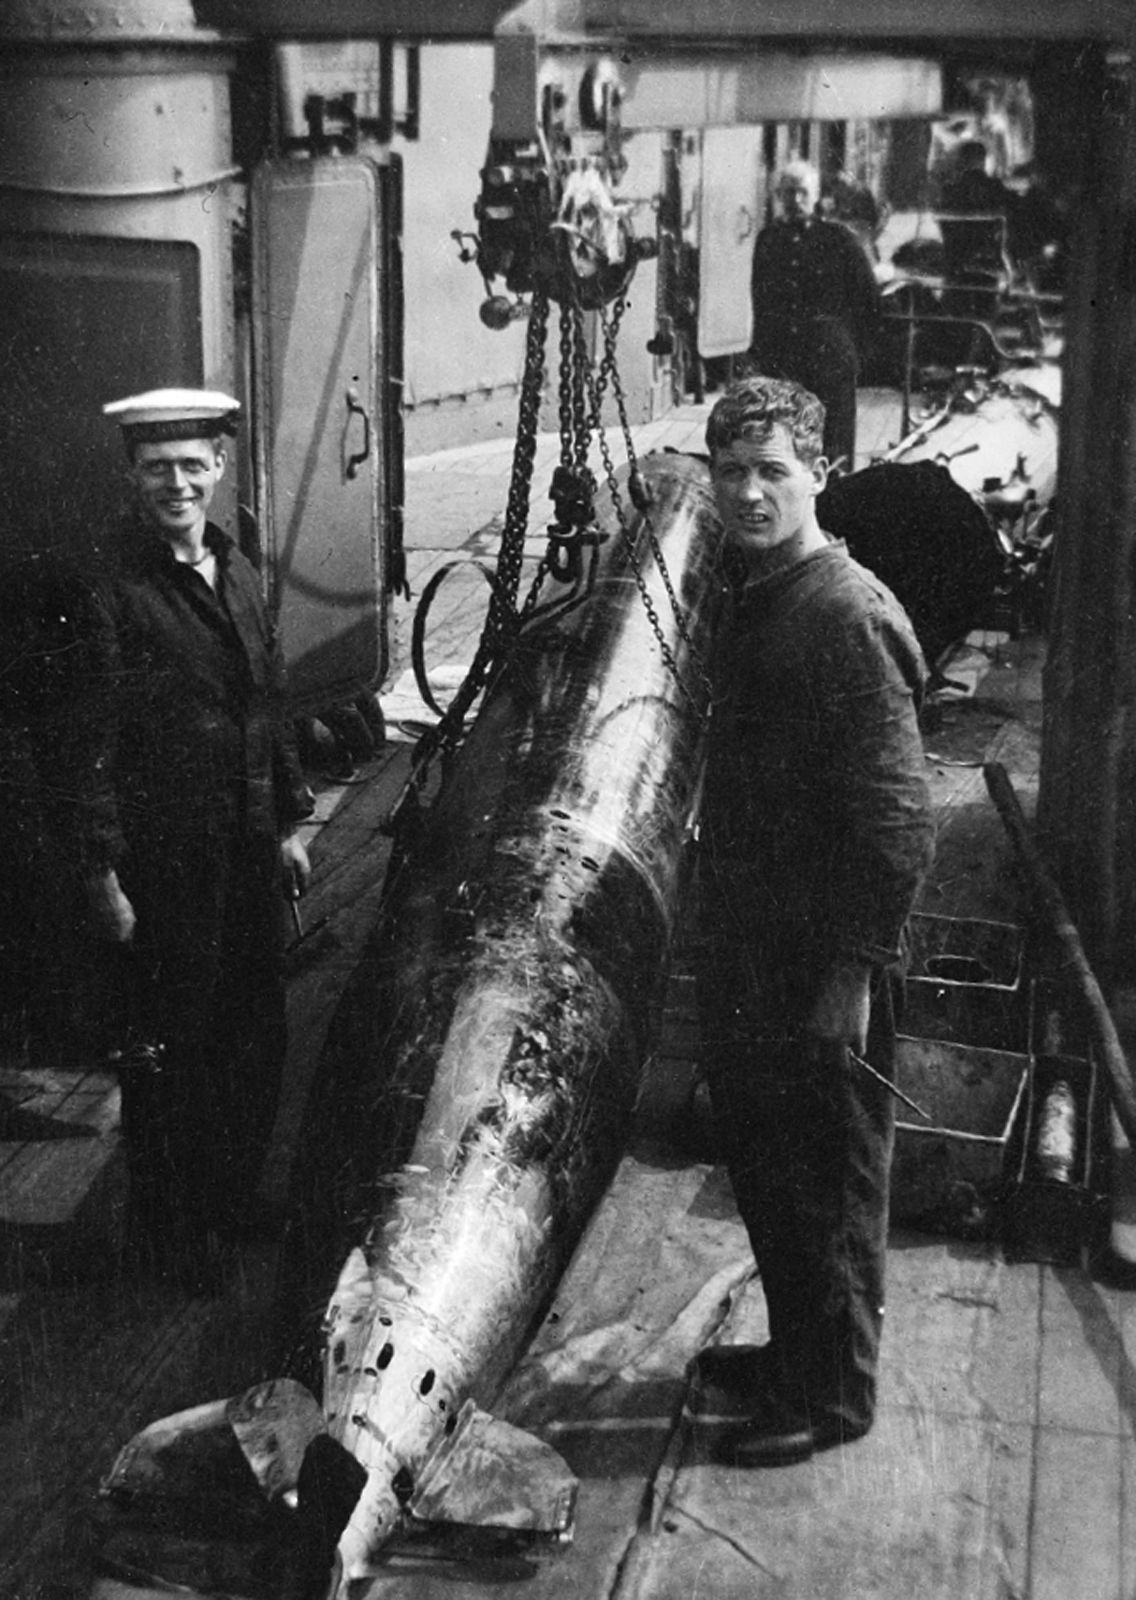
[[102, 387, 241, 445]]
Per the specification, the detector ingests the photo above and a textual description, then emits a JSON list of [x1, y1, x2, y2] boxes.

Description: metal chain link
[[605, 305, 707, 656], [400, 286, 551, 800], [571, 301, 591, 472], [557, 302, 576, 470], [582, 297, 714, 713], [493, 286, 551, 631]]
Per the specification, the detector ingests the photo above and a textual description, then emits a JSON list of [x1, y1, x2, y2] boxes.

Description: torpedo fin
[[407, 1400, 577, 1539], [94, 1393, 311, 1600], [227, 1378, 328, 1502], [94, 1388, 365, 1600], [100, 1381, 328, 1511], [99, 1396, 249, 1508]]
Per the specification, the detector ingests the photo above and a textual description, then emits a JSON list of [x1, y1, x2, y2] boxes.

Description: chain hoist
[[390, 66, 712, 844]]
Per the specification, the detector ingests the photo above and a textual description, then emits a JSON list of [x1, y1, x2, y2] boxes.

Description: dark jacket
[[939, 170, 1012, 277], [750, 217, 881, 356], [700, 541, 934, 970], [84, 519, 310, 873]]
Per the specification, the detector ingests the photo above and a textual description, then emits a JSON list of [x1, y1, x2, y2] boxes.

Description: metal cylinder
[[0, 55, 232, 196], [0, 0, 211, 42], [0, 45, 236, 374], [1036, 1079, 1077, 1183], [0, 34, 239, 546]]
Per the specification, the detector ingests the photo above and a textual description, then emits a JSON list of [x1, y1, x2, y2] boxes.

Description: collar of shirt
[[125, 516, 235, 576], [734, 535, 843, 598]]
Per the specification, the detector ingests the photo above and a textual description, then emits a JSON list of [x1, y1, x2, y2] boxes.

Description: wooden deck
[[2, 393, 1133, 1600]]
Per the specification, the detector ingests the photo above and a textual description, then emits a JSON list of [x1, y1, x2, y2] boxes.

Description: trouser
[[749, 317, 860, 471], [118, 830, 288, 1244], [696, 925, 897, 1434]]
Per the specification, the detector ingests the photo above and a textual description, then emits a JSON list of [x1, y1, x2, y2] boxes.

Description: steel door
[[252, 155, 389, 714], [697, 127, 764, 360]]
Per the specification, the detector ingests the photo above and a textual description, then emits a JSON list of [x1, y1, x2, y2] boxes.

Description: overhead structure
[[190, 0, 1133, 46]]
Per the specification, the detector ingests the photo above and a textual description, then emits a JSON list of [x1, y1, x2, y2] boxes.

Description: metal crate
[[890, 1035, 1030, 1236], [903, 913, 1028, 1054]]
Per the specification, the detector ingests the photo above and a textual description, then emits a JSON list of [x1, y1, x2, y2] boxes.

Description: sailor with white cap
[[101, 388, 241, 588], [83, 386, 312, 1290]]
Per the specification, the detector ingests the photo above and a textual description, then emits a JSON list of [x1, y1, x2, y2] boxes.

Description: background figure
[[748, 160, 881, 471], [822, 167, 883, 260], [83, 389, 313, 1292], [938, 139, 1014, 315], [692, 377, 934, 1467], [1005, 160, 1069, 293]]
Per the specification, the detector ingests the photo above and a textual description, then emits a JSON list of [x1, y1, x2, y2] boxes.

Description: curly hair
[[704, 376, 827, 465]]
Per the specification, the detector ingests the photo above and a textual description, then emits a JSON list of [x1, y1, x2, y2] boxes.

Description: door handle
[[345, 387, 372, 480], [736, 205, 755, 243]]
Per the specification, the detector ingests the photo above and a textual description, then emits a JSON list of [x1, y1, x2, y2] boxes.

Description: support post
[[1039, 45, 1136, 982]]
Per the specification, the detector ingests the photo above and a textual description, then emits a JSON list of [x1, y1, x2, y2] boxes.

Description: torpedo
[[92, 448, 721, 1599]]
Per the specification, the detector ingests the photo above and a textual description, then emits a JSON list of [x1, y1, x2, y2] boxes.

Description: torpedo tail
[[90, 1379, 575, 1599]]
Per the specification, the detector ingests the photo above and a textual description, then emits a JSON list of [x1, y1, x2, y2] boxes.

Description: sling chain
[[389, 232, 715, 844], [386, 288, 550, 834], [579, 294, 714, 712]]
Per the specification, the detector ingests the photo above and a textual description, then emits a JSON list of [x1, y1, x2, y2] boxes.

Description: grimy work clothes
[[749, 217, 882, 469], [85, 519, 310, 1247], [697, 540, 934, 1434]]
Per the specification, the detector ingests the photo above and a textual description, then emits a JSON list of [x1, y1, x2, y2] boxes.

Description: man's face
[[130, 438, 225, 541], [711, 425, 827, 569], [777, 175, 815, 220]]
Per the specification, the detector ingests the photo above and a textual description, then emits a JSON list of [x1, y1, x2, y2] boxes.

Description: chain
[[392, 193, 718, 840], [395, 287, 551, 811], [580, 297, 713, 712], [570, 301, 591, 472], [493, 286, 551, 633], [557, 303, 576, 470], [607, 306, 703, 655]]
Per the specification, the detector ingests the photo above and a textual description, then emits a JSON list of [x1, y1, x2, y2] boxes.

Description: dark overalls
[[698, 543, 934, 1433]]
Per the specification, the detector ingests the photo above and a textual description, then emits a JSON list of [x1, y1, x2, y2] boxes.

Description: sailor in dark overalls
[[693, 377, 935, 1466]]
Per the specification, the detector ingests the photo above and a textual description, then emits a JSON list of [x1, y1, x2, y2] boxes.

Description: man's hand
[[87, 868, 137, 943], [805, 957, 872, 1057], [280, 832, 312, 900]]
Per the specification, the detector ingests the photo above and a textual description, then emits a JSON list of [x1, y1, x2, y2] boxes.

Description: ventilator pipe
[[984, 760, 1136, 1148]]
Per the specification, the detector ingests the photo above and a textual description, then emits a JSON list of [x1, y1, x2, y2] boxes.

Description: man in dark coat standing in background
[[749, 160, 881, 471], [84, 388, 313, 1292]]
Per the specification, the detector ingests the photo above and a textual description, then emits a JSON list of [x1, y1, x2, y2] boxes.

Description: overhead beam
[[618, 52, 942, 130], [193, 0, 518, 40], [188, 0, 1132, 46], [496, 0, 1133, 47]]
